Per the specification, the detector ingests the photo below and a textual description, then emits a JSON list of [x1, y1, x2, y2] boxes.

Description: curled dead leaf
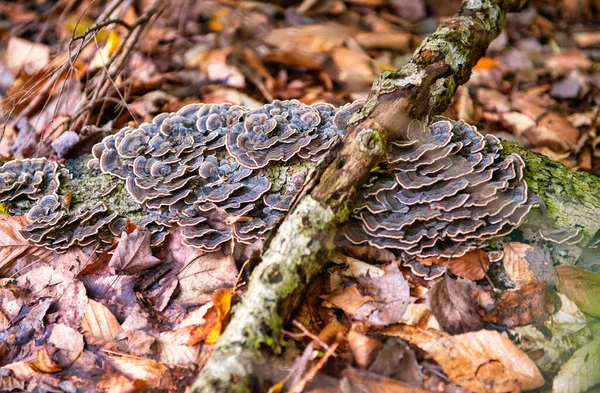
[[418, 330, 545, 392]]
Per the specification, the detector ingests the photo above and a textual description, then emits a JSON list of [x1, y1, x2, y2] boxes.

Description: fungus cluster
[[0, 159, 62, 214], [1, 100, 533, 258], [342, 119, 532, 258], [20, 194, 117, 252], [86, 100, 345, 250]]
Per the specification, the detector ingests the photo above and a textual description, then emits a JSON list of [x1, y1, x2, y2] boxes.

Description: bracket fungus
[[0, 158, 63, 214], [342, 119, 532, 258], [1, 100, 532, 257]]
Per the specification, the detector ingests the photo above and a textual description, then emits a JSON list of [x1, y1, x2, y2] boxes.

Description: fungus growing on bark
[[87, 100, 344, 250], [342, 118, 532, 258], [0, 158, 62, 213], [20, 194, 117, 252], [4, 101, 534, 256]]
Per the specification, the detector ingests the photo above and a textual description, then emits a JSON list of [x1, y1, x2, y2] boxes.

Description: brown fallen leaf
[[545, 50, 592, 72], [556, 265, 600, 317], [0, 214, 53, 275], [6, 37, 50, 74], [108, 228, 161, 274], [482, 281, 561, 328], [381, 323, 448, 346], [418, 330, 545, 392], [16, 266, 88, 328], [103, 354, 172, 390], [80, 299, 122, 344], [322, 285, 371, 315], [342, 368, 433, 393], [524, 112, 580, 153], [502, 242, 556, 287], [348, 323, 381, 368], [353, 263, 410, 326], [573, 31, 600, 48], [175, 248, 238, 305], [47, 323, 85, 365], [264, 24, 355, 70], [427, 275, 485, 334], [188, 288, 232, 345], [448, 249, 490, 281], [32, 345, 62, 373]]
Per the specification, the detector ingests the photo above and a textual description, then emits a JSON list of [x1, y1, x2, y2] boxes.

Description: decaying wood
[[191, 1, 539, 392]]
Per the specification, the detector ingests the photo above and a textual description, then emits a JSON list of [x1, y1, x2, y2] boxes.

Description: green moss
[[63, 156, 138, 214], [500, 141, 600, 242]]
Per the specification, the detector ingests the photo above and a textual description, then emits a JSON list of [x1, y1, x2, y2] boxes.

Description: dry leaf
[[175, 249, 238, 305], [322, 285, 371, 315], [556, 265, 600, 317], [427, 275, 485, 334], [545, 50, 592, 72], [348, 325, 381, 368], [342, 368, 433, 393], [32, 345, 63, 373], [381, 323, 448, 346], [448, 249, 490, 281], [473, 57, 501, 70], [47, 323, 84, 364], [0, 215, 52, 275], [16, 266, 88, 328], [104, 355, 172, 389], [80, 299, 122, 344], [418, 330, 545, 392], [553, 336, 600, 393], [573, 31, 600, 48], [6, 37, 50, 74], [108, 228, 161, 274], [353, 263, 410, 326], [503, 242, 553, 287], [525, 112, 580, 153], [482, 282, 560, 328]]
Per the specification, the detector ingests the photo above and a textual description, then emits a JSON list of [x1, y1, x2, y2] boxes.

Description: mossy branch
[[191, 1, 540, 392]]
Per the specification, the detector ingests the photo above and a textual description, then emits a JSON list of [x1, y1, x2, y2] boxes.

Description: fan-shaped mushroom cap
[[343, 117, 532, 258], [0, 158, 62, 212], [19, 194, 118, 252], [225, 100, 343, 168]]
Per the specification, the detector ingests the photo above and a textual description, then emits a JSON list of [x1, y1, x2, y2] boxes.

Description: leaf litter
[[0, 0, 599, 391]]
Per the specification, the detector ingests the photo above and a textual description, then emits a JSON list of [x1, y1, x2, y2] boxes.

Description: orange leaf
[[185, 288, 233, 345], [33, 346, 62, 373], [206, 288, 232, 344], [473, 57, 501, 70]]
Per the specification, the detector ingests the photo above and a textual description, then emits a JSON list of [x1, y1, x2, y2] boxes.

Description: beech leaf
[[553, 336, 600, 393], [418, 329, 545, 392]]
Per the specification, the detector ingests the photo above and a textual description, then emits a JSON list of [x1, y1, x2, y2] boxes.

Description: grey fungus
[[342, 118, 533, 258], [86, 100, 344, 250], [3, 101, 535, 258], [0, 158, 62, 212], [20, 194, 117, 252]]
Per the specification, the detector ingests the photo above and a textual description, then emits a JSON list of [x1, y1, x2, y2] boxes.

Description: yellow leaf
[[91, 31, 122, 70], [33, 346, 62, 373], [63, 16, 108, 41]]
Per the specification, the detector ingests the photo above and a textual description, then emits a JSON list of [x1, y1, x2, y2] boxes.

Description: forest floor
[[0, 0, 599, 392]]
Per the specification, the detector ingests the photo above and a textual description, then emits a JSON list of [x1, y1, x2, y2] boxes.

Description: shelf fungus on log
[[1, 100, 532, 257], [85, 99, 348, 251], [341, 119, 532, 258], [0, 158, 64, 214]]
